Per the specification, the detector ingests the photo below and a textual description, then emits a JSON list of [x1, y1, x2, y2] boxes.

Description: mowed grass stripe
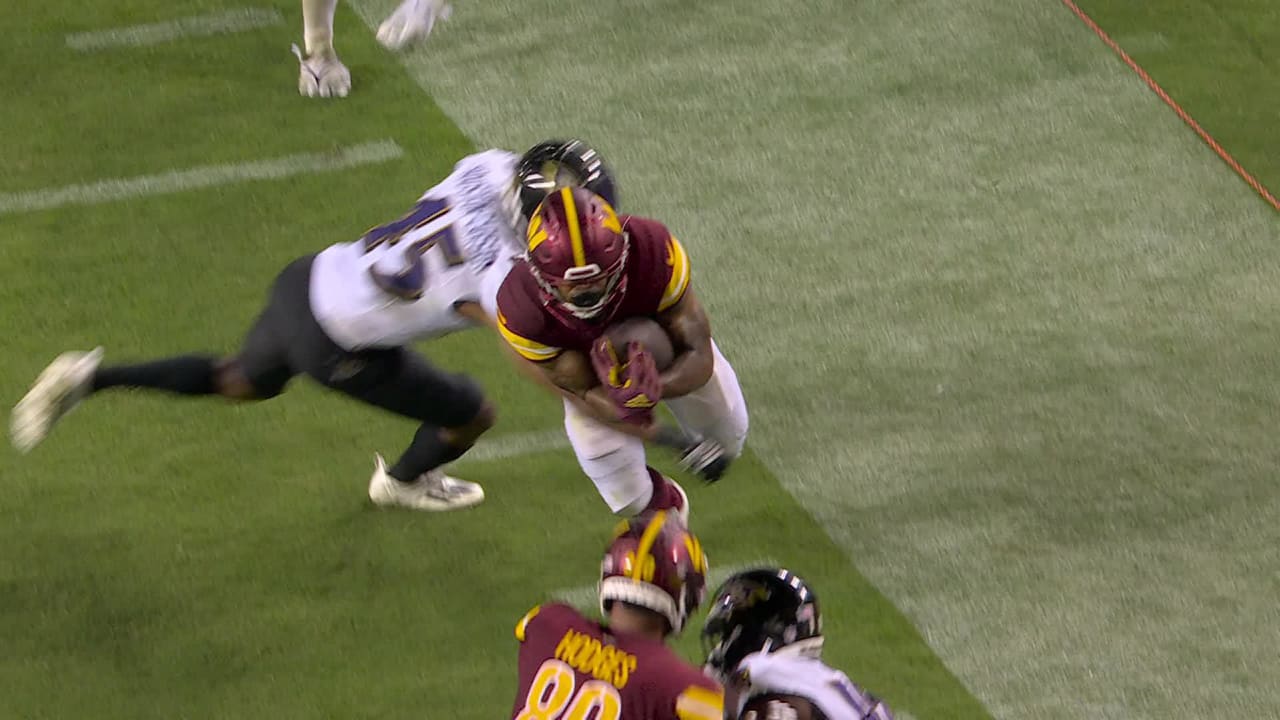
[[376, 0, 1280, 718], [1058, 0, 1280, 211], [351, 0, 999, 717], [1073, 0, 1280, 198]]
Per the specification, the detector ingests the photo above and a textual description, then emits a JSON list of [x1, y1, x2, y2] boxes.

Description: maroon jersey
[[496, 215, 692, 362], [511, 603, 723, 720]]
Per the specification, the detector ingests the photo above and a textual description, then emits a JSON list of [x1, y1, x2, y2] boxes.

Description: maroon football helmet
[[599, 510, 709, 634], [526, 186, 630, 320]]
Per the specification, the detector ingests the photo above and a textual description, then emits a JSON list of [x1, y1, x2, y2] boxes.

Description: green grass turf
[[0, 1, 990, 717], [5, 0, 1278, 716], [1074, 0, 1280, 203], [375, 0, 1280, 716]]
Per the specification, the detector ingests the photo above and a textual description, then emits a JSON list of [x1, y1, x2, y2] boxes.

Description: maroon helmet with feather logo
[[599, 510, 709, 635]]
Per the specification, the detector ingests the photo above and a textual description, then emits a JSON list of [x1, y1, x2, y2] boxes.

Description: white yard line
[[454, 429, 570, 464], [66, 8, 283, 52], [550, 560, 782, 610], [0, 140, 405, 215]]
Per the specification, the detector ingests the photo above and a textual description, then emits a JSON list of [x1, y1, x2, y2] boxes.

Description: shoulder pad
[[514, 605, 541, 642], [676, 683, 724, 720]]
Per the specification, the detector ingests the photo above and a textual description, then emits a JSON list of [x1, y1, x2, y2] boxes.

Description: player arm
[[492, 330, 663, 441], [535, 352, 697, 448], [454, 300, 495, 328], [655, 287, 715, 399]]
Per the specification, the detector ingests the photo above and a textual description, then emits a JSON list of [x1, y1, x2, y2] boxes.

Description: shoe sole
[[369, 490, 485, 512], [368, 456, 485, 511]]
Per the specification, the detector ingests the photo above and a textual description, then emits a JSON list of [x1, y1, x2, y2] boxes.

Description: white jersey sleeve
[[308, 149, 521, 350], [736, 653, 893, 720]]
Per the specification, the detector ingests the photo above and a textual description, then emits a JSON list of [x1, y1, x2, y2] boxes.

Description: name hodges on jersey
[[513, 603, 724, 720], [308, 149, 522, 351], [553, 627, 639, 688]]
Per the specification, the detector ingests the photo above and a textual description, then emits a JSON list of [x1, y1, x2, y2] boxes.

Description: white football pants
[[564, 340, 748, 515]]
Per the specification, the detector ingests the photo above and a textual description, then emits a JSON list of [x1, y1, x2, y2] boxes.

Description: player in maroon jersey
[[510, 510, 723, 720], [494, 187, 749, 521]]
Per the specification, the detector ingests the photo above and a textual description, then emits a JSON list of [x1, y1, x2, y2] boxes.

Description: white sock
[[301, 0, 339, 56]]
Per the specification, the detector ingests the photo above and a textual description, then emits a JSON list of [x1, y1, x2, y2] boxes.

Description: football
[[605, 317, 676, 371]]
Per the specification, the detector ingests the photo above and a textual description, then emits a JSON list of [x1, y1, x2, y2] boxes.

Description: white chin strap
[[599, 577, 684, 633]]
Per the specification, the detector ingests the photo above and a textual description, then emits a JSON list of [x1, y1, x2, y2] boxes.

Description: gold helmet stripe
[[630, 510, 667, 581], [683, 534, 708, 574], [561, 187, 588, 267]]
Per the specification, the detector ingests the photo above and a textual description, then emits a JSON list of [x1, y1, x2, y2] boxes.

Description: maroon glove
[[590, 337, 662, 425]]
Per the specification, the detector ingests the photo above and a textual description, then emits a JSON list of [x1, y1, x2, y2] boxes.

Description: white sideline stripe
[[66, 8, 283, 51], [550, 560, 782, 610], [455, 430, 570, 464], [0, 141, 405, 215]]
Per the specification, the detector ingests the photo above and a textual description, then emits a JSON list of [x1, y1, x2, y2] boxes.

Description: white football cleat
[[376, 0, 452, 51], [292, 44, 351, 98], [367, 454, 485, 511], [10, 347, 103, 454]]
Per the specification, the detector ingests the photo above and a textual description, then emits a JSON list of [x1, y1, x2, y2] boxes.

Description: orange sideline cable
[[1058, 0, 1280, 212]]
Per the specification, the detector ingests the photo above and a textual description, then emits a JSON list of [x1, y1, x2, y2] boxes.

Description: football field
[[2, 0, 1278, 718]]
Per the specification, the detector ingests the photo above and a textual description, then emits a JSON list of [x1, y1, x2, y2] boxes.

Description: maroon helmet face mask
[[526, 187, 630, 321]]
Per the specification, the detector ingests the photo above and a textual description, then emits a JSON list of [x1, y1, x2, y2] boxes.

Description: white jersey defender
[[309, 149, 521, 350], [10, 139, 622, 516], [11, 148, 525, 514], [703, 569, 895, 720], [735, 652, 894, 720]]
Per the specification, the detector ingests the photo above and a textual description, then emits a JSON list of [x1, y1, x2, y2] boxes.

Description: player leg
[[338, 353, 494, 512], [295, 0, 351, 98], [662, 339, 749, 473], [240, 253, 493, 510], [8, 260, 306, 454], [296, 335, 496, 511], [562, 398, 689, 523]]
